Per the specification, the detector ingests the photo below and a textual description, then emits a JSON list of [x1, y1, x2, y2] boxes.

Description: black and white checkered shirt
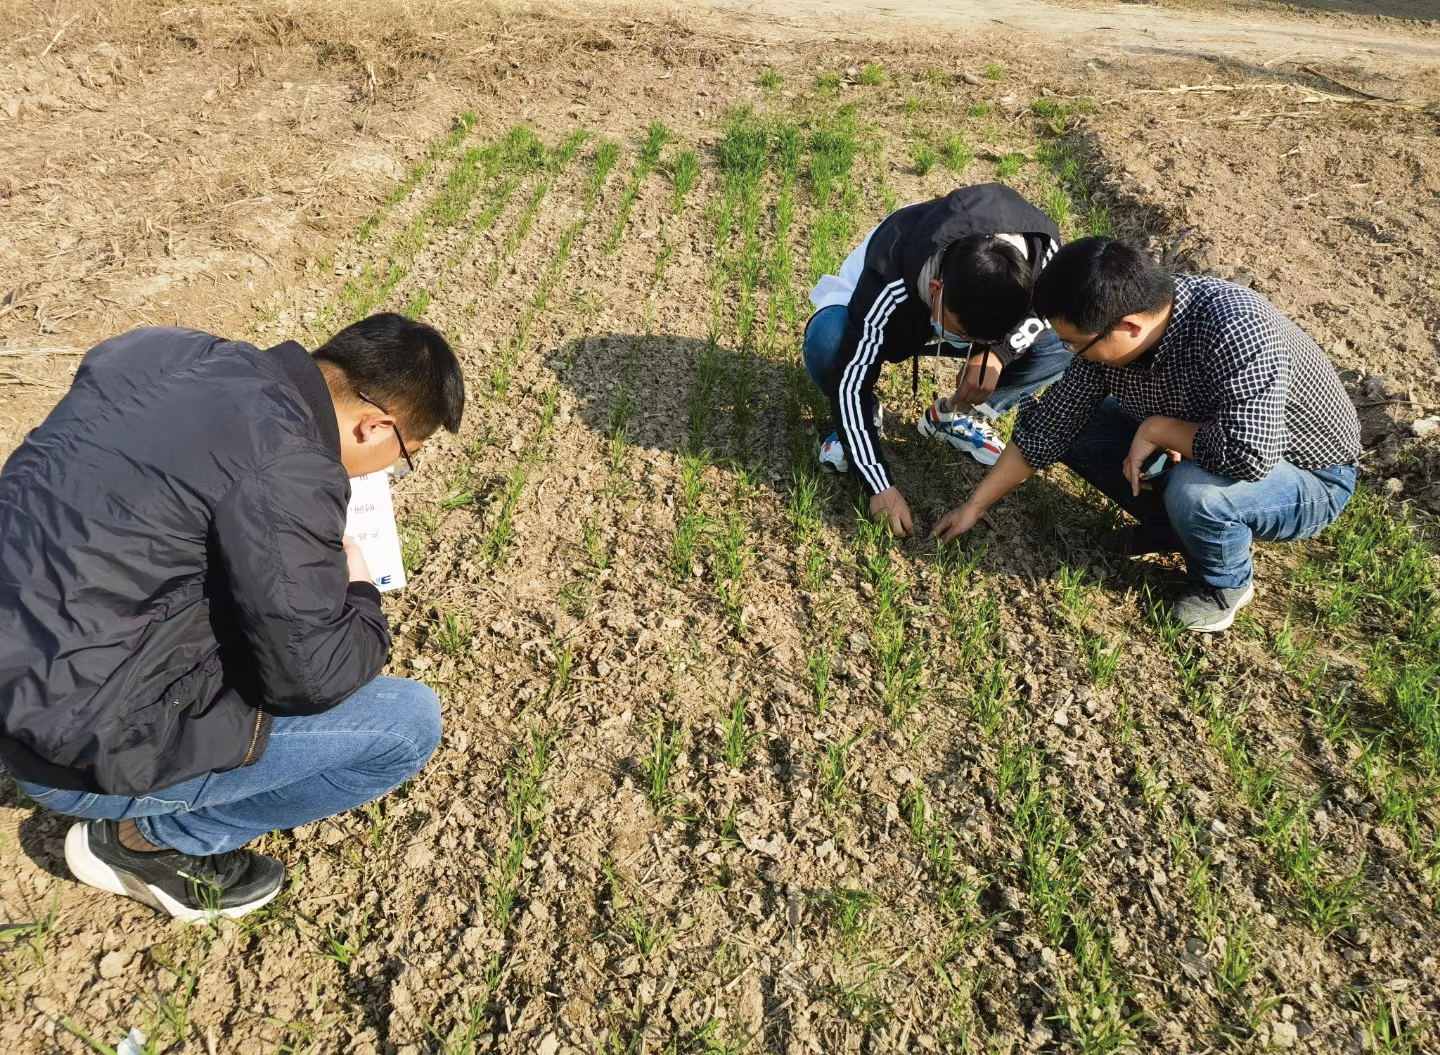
[[1014, 275, 1361, 481]]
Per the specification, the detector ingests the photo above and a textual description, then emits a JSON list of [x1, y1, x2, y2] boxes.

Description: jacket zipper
[[239, 708, 263, 766]]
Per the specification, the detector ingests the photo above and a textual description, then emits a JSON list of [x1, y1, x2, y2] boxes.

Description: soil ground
[[2, 1, 1439, 1053]]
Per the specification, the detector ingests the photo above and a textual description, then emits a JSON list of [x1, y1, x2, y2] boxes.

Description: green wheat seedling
[[317, 912, 370, 969], [481, 464, 528, 566], [321, 126, 498, 338], [1350, 988, 1429, 1054], [1083, 633, 1122, 687], [488, 128, 588, 286], [491, 729, 559, 927], [806, 109, 862, 282], [357, 112, 475, 241], [606, 121, 672, 254], [755, 119, 804, 397], [687, 338, 726, 456], [858, 62, 885, 86], [721, 695, 759, 770], [643, 145, 702, 331], [903, 95, 922, 116], [0, 898, 58, 967], [714, 508, 750, 630], [759, 67, 782, 90], [853, 516, 927, 723], [995, 153, 1025, 179], [939, 134, 973, 174], [787, 469, 827, 591], [818, 732, 860, 812], [1034, 117, 1117, 240], [432, 613, 472, 657], [807, 645, 834, 714], [1149, 590, 1373, 934], [642, 718, 688, 817], [983, 62, 1005, 80], [668, 148, 701, 213], [814, 888, 876, 953], [713, 108, 773, 352], [440, 125, 547, 279], [912, 142, 937, 176], [491, 141, 620, 397], [815, 71, 842, 99]]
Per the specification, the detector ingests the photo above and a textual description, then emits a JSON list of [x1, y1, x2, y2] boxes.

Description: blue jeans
[[801, 303, 1073, 421], [1064, 398, 1357, 589], [16, 676, 441, 856]]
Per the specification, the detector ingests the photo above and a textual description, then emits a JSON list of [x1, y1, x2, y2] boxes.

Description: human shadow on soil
[[555, 333, 1138, 590]]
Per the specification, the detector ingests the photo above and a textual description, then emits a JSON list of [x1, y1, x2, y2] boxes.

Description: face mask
[[931, 318, 970, 350]]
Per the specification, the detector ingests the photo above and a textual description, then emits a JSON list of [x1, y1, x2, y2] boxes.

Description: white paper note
[[344, 471, 407, 592]]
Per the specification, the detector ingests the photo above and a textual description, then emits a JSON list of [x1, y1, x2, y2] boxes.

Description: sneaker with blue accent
[[818, 432, 849, 473], [917, 397, 1005, 466]]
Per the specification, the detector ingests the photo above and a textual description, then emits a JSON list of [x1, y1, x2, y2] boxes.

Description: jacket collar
[[266, 341, 341, 459]]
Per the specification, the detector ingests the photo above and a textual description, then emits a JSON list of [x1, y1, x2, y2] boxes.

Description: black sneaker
[[64, 819, 285, 921], [1104, 523, 1183, 557], [1173, 582, 1256, 633]]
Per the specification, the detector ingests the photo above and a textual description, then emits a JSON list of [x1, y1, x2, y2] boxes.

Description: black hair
[[1033, 236, 1175, 334], [940, 234, 1034, 342], [314, 313, 465, 437]]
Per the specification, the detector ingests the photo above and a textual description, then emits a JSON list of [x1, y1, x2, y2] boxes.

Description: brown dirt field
[[2, 1, 1439, 1053]]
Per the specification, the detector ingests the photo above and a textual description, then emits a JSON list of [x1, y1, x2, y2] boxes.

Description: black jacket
[[0, 328, 390, 796], [825, 184, 1060, 495]]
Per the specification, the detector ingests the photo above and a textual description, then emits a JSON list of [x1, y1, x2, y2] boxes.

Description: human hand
[[954, 351, 1002, 407], [342, 535, 374, 584], [1123, 420, 1167, 498], [930, 502, 983, 542], [869, 487, 915, 538]]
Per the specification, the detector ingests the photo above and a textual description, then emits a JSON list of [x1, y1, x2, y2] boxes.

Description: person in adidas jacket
[[803, 184, 1071, 536]]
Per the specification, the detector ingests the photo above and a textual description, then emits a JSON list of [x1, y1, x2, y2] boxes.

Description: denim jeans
[[801, 303, 1073, 423], [16, 676, 441, 856], [1063, 397, 1357, 589]]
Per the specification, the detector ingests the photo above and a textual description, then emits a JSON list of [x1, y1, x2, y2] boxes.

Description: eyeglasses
[[1066, 321, 1122, 358], [354, 390, 415, 477]]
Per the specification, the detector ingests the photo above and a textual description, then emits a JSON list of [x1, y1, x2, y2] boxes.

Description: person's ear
[[928, 278, 942, 303], [355, 410, 394, 446], [1117, 315, 1147, 340]]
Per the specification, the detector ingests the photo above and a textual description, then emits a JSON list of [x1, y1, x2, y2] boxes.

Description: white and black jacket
[[808, 184, 1060, 496]]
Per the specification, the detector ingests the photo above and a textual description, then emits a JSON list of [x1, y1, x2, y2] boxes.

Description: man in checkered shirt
[[933, 237, 1361, 632]]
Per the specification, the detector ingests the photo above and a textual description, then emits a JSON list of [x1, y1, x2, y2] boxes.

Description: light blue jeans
[[801, 303, 1073, 423], [17, 676, 441, 856], [1064, 397, 1357, 589]]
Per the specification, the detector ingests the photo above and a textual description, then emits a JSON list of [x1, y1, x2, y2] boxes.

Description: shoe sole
[[1186, 582, 1256, 634], [64, 822, 281, 923], [916, 415, 1002, 466]]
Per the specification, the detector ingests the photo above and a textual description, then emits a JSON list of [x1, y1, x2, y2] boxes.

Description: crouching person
[[803, 183, 1071, 536], [0, 313, 464, 919], [933, 238, 1361, 632]]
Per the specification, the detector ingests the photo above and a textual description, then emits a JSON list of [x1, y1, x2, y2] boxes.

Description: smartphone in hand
[[1141, 450, 1172, 479]]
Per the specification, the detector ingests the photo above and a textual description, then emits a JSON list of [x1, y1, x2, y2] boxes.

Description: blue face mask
[[930, 318, 970, 350]]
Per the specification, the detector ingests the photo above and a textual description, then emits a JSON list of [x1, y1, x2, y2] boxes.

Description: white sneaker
[[818, 432, 849, 473], [917, 397, 1005, 466]]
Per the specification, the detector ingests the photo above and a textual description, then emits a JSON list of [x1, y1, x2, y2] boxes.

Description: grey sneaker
[[1173, 582, 1255, 633], [65, 819, 285, 922]]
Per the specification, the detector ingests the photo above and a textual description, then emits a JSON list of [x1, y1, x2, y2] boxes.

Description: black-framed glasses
[[354, 390, 415, 476], [1067, 321, 1122, 358]]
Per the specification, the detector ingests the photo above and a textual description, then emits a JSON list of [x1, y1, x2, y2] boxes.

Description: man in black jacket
[[804, 184, 1072, 536], [0, 313, 464, 920]]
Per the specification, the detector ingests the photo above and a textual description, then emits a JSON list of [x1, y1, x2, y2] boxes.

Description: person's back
[[0, 327, 364, 794], [0, 313, 464, 921]]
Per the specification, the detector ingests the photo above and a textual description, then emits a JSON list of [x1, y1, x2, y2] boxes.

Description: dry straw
[[3, 0, 696, 81]]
